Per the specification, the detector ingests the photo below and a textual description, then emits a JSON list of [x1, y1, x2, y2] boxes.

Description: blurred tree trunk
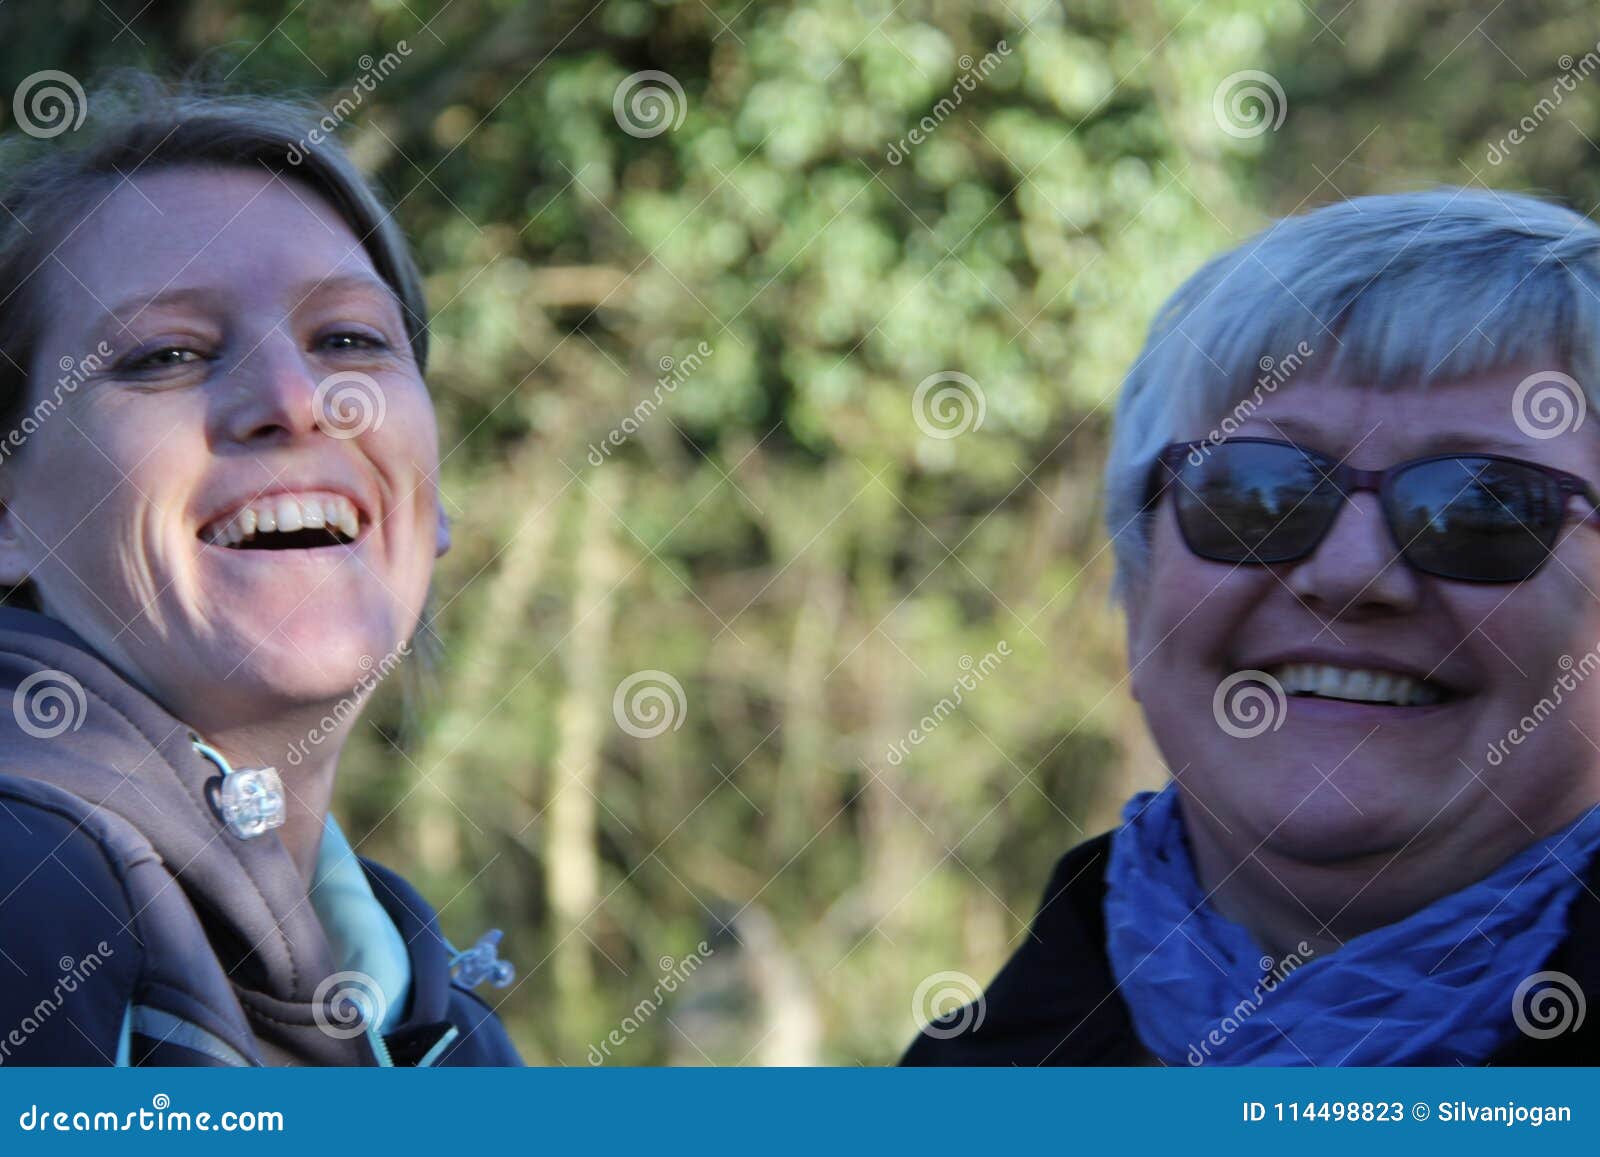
[[414, 456, 567, 877], [775, 562, 844, 849], [548, 467, 626, 1039], [738, 904, 822, 1065]]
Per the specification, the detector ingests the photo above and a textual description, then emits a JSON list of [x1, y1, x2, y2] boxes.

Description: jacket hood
[[0, 606, 372, 1064]]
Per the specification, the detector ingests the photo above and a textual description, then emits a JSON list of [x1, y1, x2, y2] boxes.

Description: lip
[[1277, 694, 1462, 722], [1239, 646, 1472, 697], [196, 484, 373, 546], [199, 542, 363, 568]]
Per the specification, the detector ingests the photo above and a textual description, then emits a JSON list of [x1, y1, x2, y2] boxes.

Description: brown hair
[[0, 72, 429, 400]]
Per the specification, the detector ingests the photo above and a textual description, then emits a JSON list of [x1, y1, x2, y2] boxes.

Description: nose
[[1284, 490, 1421, 617], [211, 331, 323, 447]]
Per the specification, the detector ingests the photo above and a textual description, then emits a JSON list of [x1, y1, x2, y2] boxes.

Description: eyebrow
[[1259, 418, 1536, 460], [86, 287, 217, 349], [90, 273, 400, 344], [294, 272, 401, 302]]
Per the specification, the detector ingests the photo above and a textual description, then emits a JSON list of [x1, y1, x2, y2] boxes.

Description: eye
[[119, 345, 205, 373], [317, 330, 389, 353]]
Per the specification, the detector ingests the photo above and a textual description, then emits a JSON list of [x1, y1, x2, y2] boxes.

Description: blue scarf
[[1104, 786, 1600, 1066]]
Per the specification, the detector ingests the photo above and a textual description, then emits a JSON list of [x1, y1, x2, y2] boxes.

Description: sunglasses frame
[[1142, 436, 1600, 582]]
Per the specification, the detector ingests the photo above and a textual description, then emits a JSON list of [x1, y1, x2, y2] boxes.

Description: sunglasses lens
[[1170, 442, 1337, 563], [1389, 458, 1565, 581]]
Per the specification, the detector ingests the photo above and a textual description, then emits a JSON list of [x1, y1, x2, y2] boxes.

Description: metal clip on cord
[[192, 738, 287, 840], [192, 734, 510, 991]]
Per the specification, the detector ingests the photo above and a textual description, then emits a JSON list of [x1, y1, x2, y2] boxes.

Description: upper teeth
[[1265, 663, 1445, 707], [203, 492, 360, 547]]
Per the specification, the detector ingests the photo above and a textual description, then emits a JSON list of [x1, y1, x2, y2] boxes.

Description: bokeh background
[[5, 0, 1598, 1064]]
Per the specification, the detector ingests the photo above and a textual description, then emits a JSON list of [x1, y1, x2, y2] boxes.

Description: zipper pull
[[449, 929, 515, 989]]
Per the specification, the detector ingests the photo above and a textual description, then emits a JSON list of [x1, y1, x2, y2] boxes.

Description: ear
[[0, 486, 37, 587], [1121, 576, 1149, 705], [434, 504, 451, 558]]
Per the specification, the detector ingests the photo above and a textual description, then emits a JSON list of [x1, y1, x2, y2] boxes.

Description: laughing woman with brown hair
[[0, 78, 520, 1066]]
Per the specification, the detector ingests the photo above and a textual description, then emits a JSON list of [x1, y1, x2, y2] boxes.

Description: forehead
[[43, 165, 380, 312], [1228, 370, 1600, 473]]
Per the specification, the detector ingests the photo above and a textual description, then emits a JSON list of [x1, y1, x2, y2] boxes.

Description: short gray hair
[[1104, 187, 1600, 601]]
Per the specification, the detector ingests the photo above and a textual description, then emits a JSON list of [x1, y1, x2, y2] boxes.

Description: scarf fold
[[1104, 786, 1600, 1066]]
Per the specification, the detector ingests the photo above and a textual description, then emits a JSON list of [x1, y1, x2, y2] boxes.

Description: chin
[[234, 612, 405, 705], [1193, 755, 1428, 862], [1254, 789, 1434, 864], [1255, 807, 1408, 863]]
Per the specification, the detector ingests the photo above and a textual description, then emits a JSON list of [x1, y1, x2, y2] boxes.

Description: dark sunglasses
[[1143, 437, 1600, 583]]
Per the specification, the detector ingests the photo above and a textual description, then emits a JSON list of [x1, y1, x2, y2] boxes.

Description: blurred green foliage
[[2, 0, 1586, 1063]]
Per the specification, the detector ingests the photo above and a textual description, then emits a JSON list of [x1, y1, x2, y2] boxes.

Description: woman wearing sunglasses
[[905, 188, 1600, 1066]]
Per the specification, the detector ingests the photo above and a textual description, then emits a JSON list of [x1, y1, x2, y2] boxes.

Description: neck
[[22, 605, 361, 883], [1178, 788, 1600, 960], [201, 716, 345, 884]]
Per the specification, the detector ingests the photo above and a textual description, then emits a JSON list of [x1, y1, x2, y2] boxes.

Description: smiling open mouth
[[200, 492, 362, 551], [1264, 663, 1456, 707]]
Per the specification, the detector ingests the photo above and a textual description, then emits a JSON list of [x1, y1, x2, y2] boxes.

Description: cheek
[[55, 394, 211, 556], [381, 383, 439, 483], [1130, 517, 1262, 678], [20, 421, 155, 548], [1470, 574, 1600, 692], [364, 389, 440, 594], [92, 406, 204, 526], [382, 392, 441, 538]]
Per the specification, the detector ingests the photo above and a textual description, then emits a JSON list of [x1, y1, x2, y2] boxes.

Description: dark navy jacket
[[902, 832, 1600, 1066], [0, 608, 521, 1067]]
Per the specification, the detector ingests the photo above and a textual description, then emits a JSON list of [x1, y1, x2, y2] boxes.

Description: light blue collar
[[1105, 786, 1600, 1065], [309, 815, 413, 1035]]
